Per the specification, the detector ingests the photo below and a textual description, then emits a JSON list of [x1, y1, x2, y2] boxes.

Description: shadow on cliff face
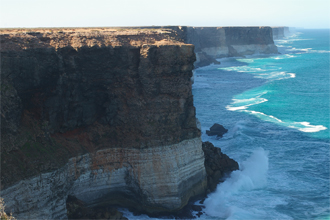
[[66, 195, 128, 220]]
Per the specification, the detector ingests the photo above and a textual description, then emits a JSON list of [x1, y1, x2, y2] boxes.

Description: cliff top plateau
[[0, 27, 186, 52], [0, 25, 279, 51]]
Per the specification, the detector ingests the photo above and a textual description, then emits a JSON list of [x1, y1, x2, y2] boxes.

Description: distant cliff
[[272, 26, 290, 39], [0, 28, 207, 219], [185, 26, 278, 67], [134, 26, 279, 67]]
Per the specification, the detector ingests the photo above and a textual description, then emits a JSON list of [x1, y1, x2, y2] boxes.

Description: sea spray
[[204, 148, 269, 219]]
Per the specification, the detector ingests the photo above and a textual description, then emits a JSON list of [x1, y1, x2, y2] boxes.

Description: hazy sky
[[0, 0, 329, 28]]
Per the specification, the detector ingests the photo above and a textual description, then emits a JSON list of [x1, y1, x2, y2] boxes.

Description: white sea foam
[[286, 38, 313, 42], [226, 93, 268, 111], [284, 47, 329, 54], [253, 71, 296, 81], [286, 47, 311, 53], [289, 73, 296, 78], [273, 54, 297, 60], [204, 148, 269, 219], [300, 48, 312, 52], [236, 58, 255, 63], [310, 49, 330, 53], [221, 66, 266, 73], [227, 96, 328, 134], [247, 110, 284, 123], [245, 110, 327, 133], [290, 122, 328, 133], [278, 40, 289, 44], [285, 54, 296, 58], [226, 106, 248, 111], [221, 57, 296, 82]]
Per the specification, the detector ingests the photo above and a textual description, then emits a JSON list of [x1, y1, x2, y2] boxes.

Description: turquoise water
[[192, 29, 330, 219], [225, 30, 329, 139], [122, 30, 329, 220]]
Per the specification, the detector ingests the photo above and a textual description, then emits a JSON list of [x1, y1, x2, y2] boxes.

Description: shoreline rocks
[[206, 123, 228, 138], [202, 141, 239, 192]]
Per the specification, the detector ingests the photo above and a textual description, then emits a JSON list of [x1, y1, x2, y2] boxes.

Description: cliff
[[0, 26, 275, 219], [185, 26, 278, 67], [272, 26, 290, 39], [0, 28, 206, 219]]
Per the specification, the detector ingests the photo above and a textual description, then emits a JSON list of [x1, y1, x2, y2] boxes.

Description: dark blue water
[[192, 29, 330, 220]]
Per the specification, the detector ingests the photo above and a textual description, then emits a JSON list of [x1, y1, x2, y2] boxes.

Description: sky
[[0, 0, 329, 29]]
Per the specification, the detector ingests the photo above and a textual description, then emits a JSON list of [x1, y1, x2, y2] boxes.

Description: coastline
[[1, 26, 285, 219]]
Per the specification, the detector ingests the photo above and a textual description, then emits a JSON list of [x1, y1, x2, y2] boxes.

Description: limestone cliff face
[[2, 138, 205, 219], [185, 26, 278, 67], [0, 29, 206, 218], [272, 26, 290, 39]]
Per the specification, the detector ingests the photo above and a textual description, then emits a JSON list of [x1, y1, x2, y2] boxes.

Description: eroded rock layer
[[1, 137, 206, 219]]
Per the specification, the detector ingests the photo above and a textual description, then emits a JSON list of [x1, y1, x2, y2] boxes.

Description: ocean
[[122, 29, 329, 220], [192, 29, 330, 220]]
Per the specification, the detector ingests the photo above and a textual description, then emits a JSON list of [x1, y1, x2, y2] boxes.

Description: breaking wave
[[204, 148, 270, 219]]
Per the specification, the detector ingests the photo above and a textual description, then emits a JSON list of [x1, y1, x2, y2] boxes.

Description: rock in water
[[206, 123, 228, 137], [202, 141, 239, 192]]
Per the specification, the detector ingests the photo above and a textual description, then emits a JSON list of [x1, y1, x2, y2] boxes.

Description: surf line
[[229, 107, 327, 133]]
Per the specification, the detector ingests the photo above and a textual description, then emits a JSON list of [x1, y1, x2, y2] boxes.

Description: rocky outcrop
[[0, 29, 206, 218], [206, 123, 228, 138], [202, 142, 239, 192]]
